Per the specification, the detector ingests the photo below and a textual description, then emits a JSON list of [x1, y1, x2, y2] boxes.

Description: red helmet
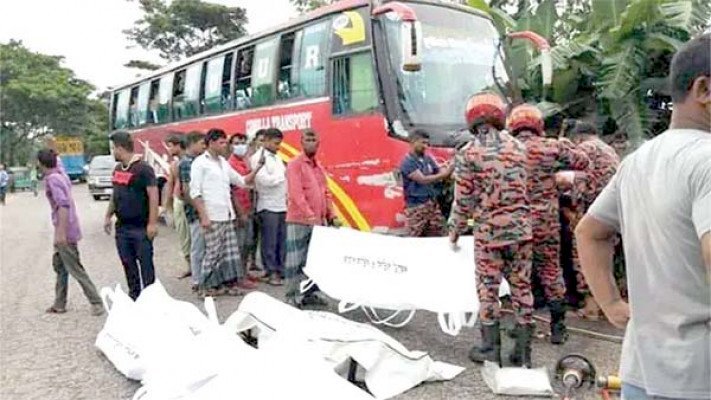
[[465, 92, 507, 130], [507, 103, 544, 135]]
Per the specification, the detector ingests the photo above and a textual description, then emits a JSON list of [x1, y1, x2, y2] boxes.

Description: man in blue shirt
[[0, 163, 8, 205], [399, 130, 453, 236]]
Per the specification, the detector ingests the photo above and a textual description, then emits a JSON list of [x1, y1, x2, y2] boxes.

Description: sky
[[0, 0, 297, 92]]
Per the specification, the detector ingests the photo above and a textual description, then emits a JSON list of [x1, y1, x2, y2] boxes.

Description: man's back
[[452, 131, 531, 247], [590, 129, 711, 398], [578, 137, 620, 205]]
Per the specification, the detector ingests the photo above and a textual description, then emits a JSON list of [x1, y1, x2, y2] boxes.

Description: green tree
[[289, 0, 334, 13], [124, 0, 248, 62], [0, 40, 107, 166], [469, 0, 711, 145]]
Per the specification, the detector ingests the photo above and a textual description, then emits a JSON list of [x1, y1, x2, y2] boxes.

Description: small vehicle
[[8, 167, 35, 194], [87, 155, 116, 200]]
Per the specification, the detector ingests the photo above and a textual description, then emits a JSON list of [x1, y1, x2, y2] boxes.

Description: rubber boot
[[469, 322, 501, 365], [549, 300, 569, 345], [508, 323, 534, 368]]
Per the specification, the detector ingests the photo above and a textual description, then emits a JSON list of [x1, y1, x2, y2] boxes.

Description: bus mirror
[[401, 21, 422, 72]]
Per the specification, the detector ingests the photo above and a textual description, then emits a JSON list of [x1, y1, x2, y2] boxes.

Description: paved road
[[0, 184, 622, 400]]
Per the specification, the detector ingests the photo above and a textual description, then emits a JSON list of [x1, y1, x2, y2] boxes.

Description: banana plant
[[468, 0, 710, 146]]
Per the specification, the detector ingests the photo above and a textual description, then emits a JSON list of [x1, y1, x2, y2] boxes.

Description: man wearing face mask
[[228, 133, 259, 290]]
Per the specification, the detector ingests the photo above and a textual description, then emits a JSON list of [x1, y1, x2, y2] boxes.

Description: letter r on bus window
[[304, 46, 320, 70]]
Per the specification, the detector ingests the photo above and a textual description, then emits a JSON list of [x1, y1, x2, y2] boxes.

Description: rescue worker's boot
[[508, 323, 534, 368], [549, 300, 569, 345], [469, 322, 501, 365]]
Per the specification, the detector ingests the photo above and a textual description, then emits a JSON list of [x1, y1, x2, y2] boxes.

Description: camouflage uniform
[[449, 129, 533, 325], [517, 131, 590, 303], [568, 137, 620, 296]]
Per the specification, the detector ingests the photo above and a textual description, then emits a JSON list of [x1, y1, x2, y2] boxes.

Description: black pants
[[115, 225, 155, 300], [258, 211, 286, 276]]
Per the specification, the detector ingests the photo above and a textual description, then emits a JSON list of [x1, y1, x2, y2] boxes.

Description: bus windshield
[[382, 4, 508, 130]]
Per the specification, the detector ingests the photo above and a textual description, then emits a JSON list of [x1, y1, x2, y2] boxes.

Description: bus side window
[[251, 38, 278, 107], [204, 52, 233, 114], [173, 69, 187, 120], [111, 92, 119, 130], [235, 47, 254, 110], [114, 89, 131, 129], [277, 32, 298, 100], [148, 79, 160, 124], [128, 86, 139, 127], [157, 73, 174, 123], [184, 63, 203, 118], [332, 52, 378, 115], [296, 20, 329, 98], [136, 82, 151, 126]]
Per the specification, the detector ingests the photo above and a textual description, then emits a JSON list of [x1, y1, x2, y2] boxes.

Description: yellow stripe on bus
[[277, 143, 371, 232]]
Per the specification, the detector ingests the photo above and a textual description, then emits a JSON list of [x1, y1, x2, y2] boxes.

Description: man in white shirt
[[250, 128, 287, 286], [576, 33, 710, 400], [191, 129, 263, 297]]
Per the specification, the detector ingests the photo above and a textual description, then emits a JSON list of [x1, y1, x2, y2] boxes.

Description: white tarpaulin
[[224, 291, 465, 399], [96, 282, 373, 400], [303, 227, 484, 335]]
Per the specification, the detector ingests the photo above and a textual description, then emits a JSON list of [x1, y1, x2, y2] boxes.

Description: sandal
[[46, 306, 67, 314]]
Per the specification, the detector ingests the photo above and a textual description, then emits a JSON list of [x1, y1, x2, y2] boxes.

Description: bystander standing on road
[[0, 163, 8, 205], [178, 132, 206, 291], [104, 130, 159, 300], [400, 130, 453, 237], [284, 129, 338, 308], [576, 33, 711, 400], [37, 149, 104, 316], [164, 133, 191, 278], [190, 129, 263, 297], [251, 128, 287, 286], [228, 133, 259, 289]]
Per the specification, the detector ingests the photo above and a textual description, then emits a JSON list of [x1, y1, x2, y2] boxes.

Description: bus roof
[[112, 0, 370, 91], [112, 0, 489, 92]]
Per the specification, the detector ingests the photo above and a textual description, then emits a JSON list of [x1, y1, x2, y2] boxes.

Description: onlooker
[[164, 133, 191, 278], [284, 129, 337, 308], [576, 33, 710, 400], [178, 132, 206, 291], [104, 130, 159, 300], [246, 129, 268, 273], [37, 149, 103, 316], [228, 133, 259, 289], [0, 163, 8, 205], [43, 134, 67, 177], [190, 129, 263, 297], [400, 130, 453, 237], [251, 128, 287, 286]]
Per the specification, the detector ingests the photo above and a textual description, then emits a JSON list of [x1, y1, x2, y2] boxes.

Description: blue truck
[[56, 136, 86, 181]]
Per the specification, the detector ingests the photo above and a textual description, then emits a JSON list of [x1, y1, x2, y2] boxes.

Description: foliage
[[124, 59, 162, 71], [0, 41, 109, 166], [289, 0, 334, 13], [124, 0, 248, 61], [468, 0, 711, 145]]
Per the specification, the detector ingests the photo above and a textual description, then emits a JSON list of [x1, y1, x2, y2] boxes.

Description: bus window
[[113, 89, 131, 129], [157, 73, 173, 123], [128, 86, 140, 127], [296, 20, 329, 98], [204, 52, 233, 113], [235, 46, 254, 110], [148, 79, 160, 124], [277, 32, 298, 100], [332, 52, 378, 115], [136, 82, 151, 126], [184, 63, 203, 117], [173, 69, 187, 120], [251, 38, 278, 107]]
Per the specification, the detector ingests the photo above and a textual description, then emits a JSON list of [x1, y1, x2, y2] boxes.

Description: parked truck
[[55, 136, 86, 181]]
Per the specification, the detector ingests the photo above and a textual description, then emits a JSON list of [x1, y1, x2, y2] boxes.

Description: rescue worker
[[448, 93, 534, 367], [565, 121, 620, 319], [507, 104, 590, 345]]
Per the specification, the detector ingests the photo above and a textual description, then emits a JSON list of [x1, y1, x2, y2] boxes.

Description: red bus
[[109, 0, 550, 234]]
